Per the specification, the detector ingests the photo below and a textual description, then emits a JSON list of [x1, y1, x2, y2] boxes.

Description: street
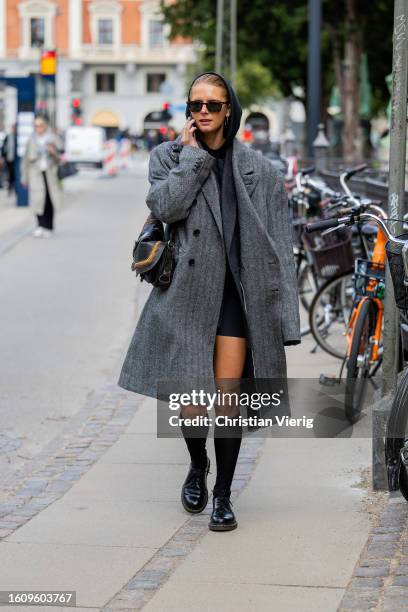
[[0, 163, 383, 611], [0, 162, 148, 486]]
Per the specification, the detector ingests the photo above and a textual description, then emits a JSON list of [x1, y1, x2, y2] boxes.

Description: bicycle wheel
[[298, 260, 319, 312], [385, 368, 408, 501], [309, 270, 354, 359], [344, 299, 377, 424]]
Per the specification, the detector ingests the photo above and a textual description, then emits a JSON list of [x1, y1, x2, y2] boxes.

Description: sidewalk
[[0, 188, 34, 255], [0, 164, 402, 610], [0, 311, 383, 611]]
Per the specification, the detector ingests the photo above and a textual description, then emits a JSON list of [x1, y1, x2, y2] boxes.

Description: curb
[[0, 219, 35, 257], [338, 492, 408, 611]]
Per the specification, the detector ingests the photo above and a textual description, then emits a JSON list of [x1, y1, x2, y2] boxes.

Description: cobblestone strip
[[103, 435, 266, 611], [339, 493, 408, 611], [0, 383, 143, 540]]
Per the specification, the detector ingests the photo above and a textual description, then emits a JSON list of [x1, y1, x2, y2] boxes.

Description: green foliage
[[160, 0, 393, 115], [236, 61, 282, 108]]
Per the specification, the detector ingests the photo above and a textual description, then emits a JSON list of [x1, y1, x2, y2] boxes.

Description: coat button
[[193, 229, 200, 236], [188, 258, 195, 266]]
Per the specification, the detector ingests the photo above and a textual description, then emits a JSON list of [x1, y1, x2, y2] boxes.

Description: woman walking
[[118, 72, 300, 531], [21, 115, 62, 238]]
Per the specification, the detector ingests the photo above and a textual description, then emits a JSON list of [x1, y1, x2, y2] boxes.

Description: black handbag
[[57, 161, 78, 180], [131, 213, 177, 289]]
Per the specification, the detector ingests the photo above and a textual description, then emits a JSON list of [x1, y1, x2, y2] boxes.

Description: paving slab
[[143, 581, 343, 612], [0, 540, 155, 608], [141, 438, 371, 611], [98, 432, 187, 465]]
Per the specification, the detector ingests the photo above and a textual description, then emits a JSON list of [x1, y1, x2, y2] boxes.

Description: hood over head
[[185, 71, 242, 147]]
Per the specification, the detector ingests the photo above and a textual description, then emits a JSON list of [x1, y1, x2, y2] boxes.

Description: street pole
[[382, 0, 408, 395], [307, 0, 321, 159], [230, 0, 237, 88], [215, 0, 224, 74]]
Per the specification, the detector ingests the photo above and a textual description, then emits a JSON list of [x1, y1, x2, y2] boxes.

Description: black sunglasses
[[187, 100, 229, 113]]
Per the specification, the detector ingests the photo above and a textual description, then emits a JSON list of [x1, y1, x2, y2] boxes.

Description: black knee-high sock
[[180, 410, 209, 469], [213, 421, 243, 497]]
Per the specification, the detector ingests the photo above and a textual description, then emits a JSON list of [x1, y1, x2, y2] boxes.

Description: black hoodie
[[185, 71, 242, 149], [185, 72, 245, 312]]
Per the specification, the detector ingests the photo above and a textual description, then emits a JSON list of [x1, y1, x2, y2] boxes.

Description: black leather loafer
[[208, 493, 237, 531], [181, 456, 210, 513]]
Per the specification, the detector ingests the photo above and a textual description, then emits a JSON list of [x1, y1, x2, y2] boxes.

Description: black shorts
[[216, 263, 247, 338]]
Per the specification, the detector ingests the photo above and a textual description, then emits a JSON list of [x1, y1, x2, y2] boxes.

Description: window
[[146, 73, 166, 94], [98, 19, 113, 45], [30, 17, 45, 47], [96, 73, 116, 93], [18, 1, 57, 57], [89, 2, 121, 49], [148, 20, 164, 48]]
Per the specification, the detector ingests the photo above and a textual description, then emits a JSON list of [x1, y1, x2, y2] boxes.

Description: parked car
[[64, 126, 106, 167]]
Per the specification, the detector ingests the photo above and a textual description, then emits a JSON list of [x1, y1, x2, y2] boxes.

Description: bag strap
[[165, 221, 177, 243]]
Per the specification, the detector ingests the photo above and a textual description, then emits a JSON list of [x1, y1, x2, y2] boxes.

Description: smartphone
[[188, 114, 197, 139]]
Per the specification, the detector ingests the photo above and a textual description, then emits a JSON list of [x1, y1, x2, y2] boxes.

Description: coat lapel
[[201, 170, 224, 240], [232, 139, 280, 264], [194, 139, 224, 240], [170, 136, 262, 242], [232, 138, 261, 199], [199, 137, 262, 242]]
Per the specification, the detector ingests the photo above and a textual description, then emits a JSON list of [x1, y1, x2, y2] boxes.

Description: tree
[[161, 0, 393, 158], [323, 0, 393, 160]]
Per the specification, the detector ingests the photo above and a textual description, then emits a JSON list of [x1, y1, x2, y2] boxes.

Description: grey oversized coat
[[21, 134, 63, 215], [118, 134, 301, 399]]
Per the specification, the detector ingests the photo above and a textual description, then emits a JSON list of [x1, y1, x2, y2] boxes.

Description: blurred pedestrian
[[145, 130, 156, 151], [156, 129, 166, 145], [21, 115, 63, 238], [1, 124, 17, 195]]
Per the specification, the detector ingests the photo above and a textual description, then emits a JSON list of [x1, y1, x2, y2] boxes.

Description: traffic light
[[40, 50, 57, 76], [71, 98, 82, 125]]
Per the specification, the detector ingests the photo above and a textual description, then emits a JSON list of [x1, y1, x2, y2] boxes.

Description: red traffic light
[[162, 102, 170, 110], [72, 98, 81, 108], [40, 49, 57, 75]]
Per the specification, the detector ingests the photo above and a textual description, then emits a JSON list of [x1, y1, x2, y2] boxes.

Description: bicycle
[[290, 167, 361, 347], [306, 166, 379, 362], [290, 166, 341, 314], [306, 201, 389, 424]]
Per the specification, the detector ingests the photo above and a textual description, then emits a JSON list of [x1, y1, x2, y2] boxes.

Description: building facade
[[0, 0, 196, 133]]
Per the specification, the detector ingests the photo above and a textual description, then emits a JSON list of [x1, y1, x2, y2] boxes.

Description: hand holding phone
[[181, 115, 199, 148]]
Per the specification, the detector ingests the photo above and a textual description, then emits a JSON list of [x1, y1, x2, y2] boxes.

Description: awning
[[91, 110, 119, 128]]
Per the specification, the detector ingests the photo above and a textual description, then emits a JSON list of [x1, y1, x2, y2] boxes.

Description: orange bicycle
[[306, 198, 387, 424]]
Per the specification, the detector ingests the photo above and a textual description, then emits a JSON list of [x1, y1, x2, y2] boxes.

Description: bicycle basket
[[302, 226, 354, 279], [353, 258, 385, 299], [385, 232, 408, 311]]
